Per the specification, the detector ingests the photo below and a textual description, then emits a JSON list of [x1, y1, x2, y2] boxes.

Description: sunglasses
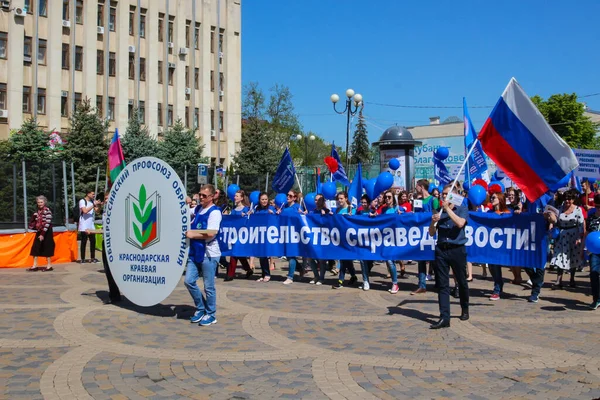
[[199, 193, 209, 198], [287, 194, 295, 198], [385, 195, 393, 199]]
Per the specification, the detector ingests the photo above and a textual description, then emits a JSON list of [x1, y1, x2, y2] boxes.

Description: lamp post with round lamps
[[330, 89, 363, 165], [295, 133, 316, 168]]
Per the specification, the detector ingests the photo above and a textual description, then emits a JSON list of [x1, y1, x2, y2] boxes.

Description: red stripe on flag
[[478, 118, 549, 201]]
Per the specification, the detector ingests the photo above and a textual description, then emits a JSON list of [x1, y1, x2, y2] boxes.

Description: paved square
[[2, 260, 600, 399]]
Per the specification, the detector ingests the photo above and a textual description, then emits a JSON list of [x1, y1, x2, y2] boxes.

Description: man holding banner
[[429, 185, 470, 329]]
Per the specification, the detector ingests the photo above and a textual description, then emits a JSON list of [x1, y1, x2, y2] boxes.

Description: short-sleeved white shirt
[[78, 199, 95, 231], [199, 206, 222, 257]]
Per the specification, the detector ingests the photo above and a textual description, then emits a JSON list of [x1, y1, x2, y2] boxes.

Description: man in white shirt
[[185, 184, 222, 326], [78, 189, 101, 263]]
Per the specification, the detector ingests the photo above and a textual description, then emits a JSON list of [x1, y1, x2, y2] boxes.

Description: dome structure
[[373, 125, 422, 147]]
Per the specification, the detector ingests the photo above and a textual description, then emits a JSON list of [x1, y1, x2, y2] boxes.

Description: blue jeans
[[417, 261, 427, 289], [338, 260, 356, 281], [386, 260, 398, 284], [524, 267, 545, 297], [590, 254, 600, 301], [259, 257, 270, 278], [360, 260, 373, 284], [286, 257, 298, 280], [489, 264, 503, 294], [185, 256, 218, 318], [309, 259, 327, 281]]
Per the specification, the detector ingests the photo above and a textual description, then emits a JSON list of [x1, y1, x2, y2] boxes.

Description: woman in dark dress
[[27, 195, 55, 271]]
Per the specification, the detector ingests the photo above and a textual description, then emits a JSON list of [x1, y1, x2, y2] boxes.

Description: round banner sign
[[103, 157, 189, 306]]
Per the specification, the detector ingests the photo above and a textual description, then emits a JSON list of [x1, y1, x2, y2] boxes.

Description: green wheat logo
[[128, 184, 159, 249]]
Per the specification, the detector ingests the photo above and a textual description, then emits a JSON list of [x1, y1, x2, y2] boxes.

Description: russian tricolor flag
[[478, 78, 578, 201]]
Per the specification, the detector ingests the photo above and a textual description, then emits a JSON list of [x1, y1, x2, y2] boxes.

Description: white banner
[[573, 148, 600, 180]]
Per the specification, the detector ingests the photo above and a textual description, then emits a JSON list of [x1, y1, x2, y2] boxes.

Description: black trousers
[[102, 243, 121, 301], [524, 267, 545, 297], [80, 231, 96, 260], [434, 245, 469, 320]]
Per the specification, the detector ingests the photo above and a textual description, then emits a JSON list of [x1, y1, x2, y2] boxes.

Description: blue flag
[[272, 147, 296, 193], [331, 143, 350, 186], [315, 167, 322, 194], [464, 97, 489, 183], [433, 152, 452, 185], [348, 163, 363, 208]]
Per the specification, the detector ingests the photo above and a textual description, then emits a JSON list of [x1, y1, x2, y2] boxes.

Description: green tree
[[0, 139, 10, 162], [350, 111, 371, 165], [531, 93, 599, 149], [157, 119, 205, 192], [288, 132, 330, 168], [62, 99, 109, 198], [8, 118, 50, 162], [121, 108, 158, 163]]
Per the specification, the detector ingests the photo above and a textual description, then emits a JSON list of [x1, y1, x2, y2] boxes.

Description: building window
[[97, 50, 104, 75], [38, 39, 47, 65], [23, 36, 32, 63], [210, 109, 214, 131], [75, 0, 83, 24], [185, 22, 190, 48], [167, 105, 173, 126], [0, 83, 7, 110], [158, 15, 164, 42], [22, 86, 31, 114], [168, 65, 174, 86], [75, 46, 83, 71], [219, 72, 224, 92], [24, 0, 32, 14], [140, 58, 146, 81], [61, 96, 68, 117], [210, 70, 214, 92], [39, 0, 47, 17], [219, 111, 224, 131], [194, 23, 200, 50], [157, 103, 162, 126], [219, 30, 224, 53], [158, 61, 162, 84], [194, 108, 199, 129], [128, 101, 133, 120], [109, 6, 116, 31], [62, 44, 69, 69], [185, 66, 189, 88], [129, 6, 135, 36], [37, 88, 46, 114], [140, 12, 146, 38], [210, 27, 215, 53], [128, 53, 134, 79], [108, 97, 115, 120], [74, 92, 82, 110], [194, 68, 199, 89], [168, 21, 173, 43], [185, 107, 189, 128], [62, 0, 69, 20], [0, 32, 7, 59], [96, 95, 103, 116], [109, 52, 116, 76], [139, 101, 145, 124], [97, 4, 103, 26]]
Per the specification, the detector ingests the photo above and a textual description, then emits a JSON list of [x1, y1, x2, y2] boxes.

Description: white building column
[[145, 0, 159, 137], [82, 0, 98, 103], [7, 0, 25, 130], [115, 0, 129, 132], [45, 0, 63, 132]]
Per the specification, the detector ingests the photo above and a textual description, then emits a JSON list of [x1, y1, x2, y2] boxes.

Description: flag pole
[[450, 138, 480, 194], [294, 173, 307, 211]]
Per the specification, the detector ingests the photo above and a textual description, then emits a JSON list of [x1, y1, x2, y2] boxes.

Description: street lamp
[[331, 89, 363, 165], [295, 133, 316, 167]]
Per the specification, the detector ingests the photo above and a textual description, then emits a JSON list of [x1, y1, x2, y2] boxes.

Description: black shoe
[[224, 276, 234, 282], [459, 308, 470, 321], [452, 287, 459, 298], [430, 319, 450, 329], [245, 269, 254, 279], [332, 280, 343, 289], [349, 276, 358, 286]]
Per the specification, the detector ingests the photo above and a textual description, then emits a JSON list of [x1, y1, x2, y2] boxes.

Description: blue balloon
[[249, 191, 260, 206], [589, 178, 597, 184], [322, 182, 337, 200], [274, 193, 287, 207], [364, 179, 376, 200], [388, 158, 400, 171], [227, 184, 240, 200], [549, 227, 560, 240], [374, 172, 394, 197], [586, 232, 600, 254], [304, 193, 317, 211], [463, 182, 470, 191], [435, 147, 450, 160], [468, 185, 487, 206]]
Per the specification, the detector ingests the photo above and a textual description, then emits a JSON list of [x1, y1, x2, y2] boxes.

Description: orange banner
[[0, 231, 78, 268]]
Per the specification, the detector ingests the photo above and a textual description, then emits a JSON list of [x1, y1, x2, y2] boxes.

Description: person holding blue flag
[[331, 192, 358, 289], [282, 190, 303, 285], [225, 190, 253, 281], [254, 193, 276, 283], [377, 189, 401, 294]]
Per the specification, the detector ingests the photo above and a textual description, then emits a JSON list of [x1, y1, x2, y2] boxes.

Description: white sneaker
[[283, 278, 293, 285], [316, 281, 322, 285], [309, 279, 316, 284], [362, 281, 370, 291]]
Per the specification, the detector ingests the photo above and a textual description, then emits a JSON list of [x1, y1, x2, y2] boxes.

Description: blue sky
[[242, 1, 600, 144]]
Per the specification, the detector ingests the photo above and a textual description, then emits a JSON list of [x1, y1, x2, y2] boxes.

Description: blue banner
[[331, 144, 350, 186], [464, 97, 489, 182], [348, 163, 363, 208], [218, 212, 548, 269], [433, 153, 453, 185], [272, 147, 296, 193]]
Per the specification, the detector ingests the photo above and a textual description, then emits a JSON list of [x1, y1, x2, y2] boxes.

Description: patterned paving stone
[[348, 363, 600, 400], [82, 352, 327, 399], [269, 317, 524, 361], [0, 309, 64, 340], [0, 272, 68, 286], [1, 287, 67, 305], [0, 348, 70, 400], [82, 310, 276, 352]]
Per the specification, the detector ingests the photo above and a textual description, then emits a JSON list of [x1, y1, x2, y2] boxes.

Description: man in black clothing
[[428, 185, 470, 329]]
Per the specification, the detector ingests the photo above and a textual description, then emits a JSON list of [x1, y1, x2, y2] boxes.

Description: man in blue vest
[[185, 184, 222, 326]]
